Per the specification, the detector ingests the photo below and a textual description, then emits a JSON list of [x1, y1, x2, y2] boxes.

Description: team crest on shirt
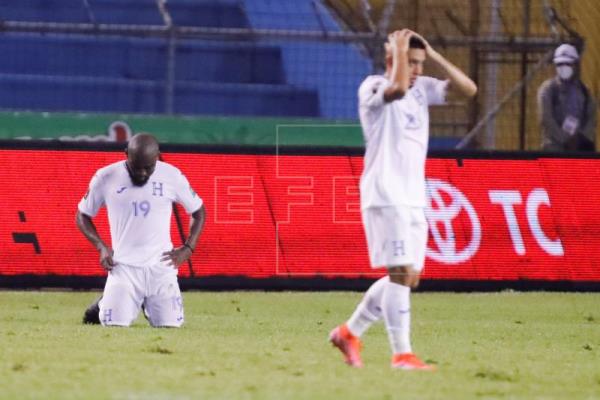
[[152, 182, 164, 197], [412, 88, 425, 106], [403, 111, 422, 130]]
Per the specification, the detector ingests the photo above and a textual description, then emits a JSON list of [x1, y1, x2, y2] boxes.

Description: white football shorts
[[99, 263, 184, 327], [361, 206, 428, 271]]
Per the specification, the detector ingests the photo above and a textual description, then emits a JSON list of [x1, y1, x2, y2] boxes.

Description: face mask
[[556, 65, 574, 80]]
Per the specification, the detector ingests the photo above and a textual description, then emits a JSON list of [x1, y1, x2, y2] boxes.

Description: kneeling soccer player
[[77, 133, 205, 327]]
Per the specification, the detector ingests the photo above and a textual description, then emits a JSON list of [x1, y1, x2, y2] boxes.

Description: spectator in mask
[[538, 43, 597, 151]]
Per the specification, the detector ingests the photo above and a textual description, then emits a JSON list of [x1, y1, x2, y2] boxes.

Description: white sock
[[382, 281, 412, 354], [346, 276, 388, 337]]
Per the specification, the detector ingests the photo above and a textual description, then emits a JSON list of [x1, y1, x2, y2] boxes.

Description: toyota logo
[[425, 179, 481, 264]]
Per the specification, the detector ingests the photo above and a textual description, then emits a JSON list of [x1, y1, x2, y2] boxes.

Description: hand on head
[[388, 29, 413, 53], [388, 29, 431, 54]]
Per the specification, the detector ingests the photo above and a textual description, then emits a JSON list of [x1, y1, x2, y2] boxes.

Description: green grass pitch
[[0, 290, 599, 399]]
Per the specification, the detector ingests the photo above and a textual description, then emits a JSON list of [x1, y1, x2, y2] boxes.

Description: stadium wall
[[1, 141, 599, 291], [0, 112, 362, 147]]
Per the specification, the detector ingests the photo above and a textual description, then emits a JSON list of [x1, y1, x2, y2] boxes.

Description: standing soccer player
[[329, 30, 477, 369], [77, 133, 205, 327]]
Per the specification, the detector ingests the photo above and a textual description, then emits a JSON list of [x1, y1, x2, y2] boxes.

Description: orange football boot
[[329, 324, 363, 368], [391, 353, 436, 371]]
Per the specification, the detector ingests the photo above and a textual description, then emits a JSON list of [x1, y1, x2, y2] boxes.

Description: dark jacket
[[537, 77, 597, 151]]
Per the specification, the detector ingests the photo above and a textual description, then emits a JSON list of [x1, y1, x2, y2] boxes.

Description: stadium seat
[[175, 40, 284, 84], [0, 0, 89, 23], [0, 34, 136, 79], [0, 73, 319, 117], [244, 0, 370, 119], [0, 74, 164, 114], [167, 0, 250, 28], [87, 0, 163, 25], [0, 34, 284, 84], [174, 82, 319, 117], [0, 0, 249, 27], [89, 0, 250, 28], [0, 0, 321, 118]]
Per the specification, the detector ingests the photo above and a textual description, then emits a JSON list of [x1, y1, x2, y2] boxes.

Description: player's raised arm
[[411, 31, 477, 98], [383, 30, 412, 102]]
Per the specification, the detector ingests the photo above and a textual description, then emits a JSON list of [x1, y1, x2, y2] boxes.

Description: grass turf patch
[[0, 291, 599, 399]]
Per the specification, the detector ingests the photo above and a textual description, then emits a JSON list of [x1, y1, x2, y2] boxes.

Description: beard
[[130, 175, 149, 186], [125, 163, 149, 186]]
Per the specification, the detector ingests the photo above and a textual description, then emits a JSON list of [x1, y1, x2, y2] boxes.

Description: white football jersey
[[78, 160, 203, 267], [358, 75, 448, 209]]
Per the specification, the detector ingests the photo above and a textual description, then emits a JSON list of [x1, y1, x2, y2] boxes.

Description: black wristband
[[183, 243, 194, 253]]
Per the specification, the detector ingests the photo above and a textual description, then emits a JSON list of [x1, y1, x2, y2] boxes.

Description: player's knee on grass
[[144, 271, 184, 327], [99, 281, 140, 327], [143, 294, 184, 328]]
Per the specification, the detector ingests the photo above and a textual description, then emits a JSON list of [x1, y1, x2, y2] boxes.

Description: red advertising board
[[1, 148, 599, 283]]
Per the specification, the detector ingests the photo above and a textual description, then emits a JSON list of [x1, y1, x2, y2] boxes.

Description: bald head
[[127, 133, 160, 158], [125, 133, 160, 186]]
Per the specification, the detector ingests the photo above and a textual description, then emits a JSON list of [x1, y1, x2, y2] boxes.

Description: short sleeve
[[420, 76, 449, 106], [174, 171, 203, 214], [78, 172, 105, 217], [359, 76, 391, 109]]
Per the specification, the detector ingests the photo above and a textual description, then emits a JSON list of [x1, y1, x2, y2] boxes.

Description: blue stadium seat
[[88, 0, 249, 27], [175, 40, 284, 84], [0, 35, 284, 84], [0, 0, 89, 23], [0, 74, 164, 113], [175, 82, 319, 117], [0, 73, 318, 117], [0, 0, 322, 118], [244, 0, 371, 119], [243, 0, 339, 31], [167, 0, 249, 28], [0, 34, 136, 79], [0, 0, 249, 27], [87, 0, 163, 25]]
